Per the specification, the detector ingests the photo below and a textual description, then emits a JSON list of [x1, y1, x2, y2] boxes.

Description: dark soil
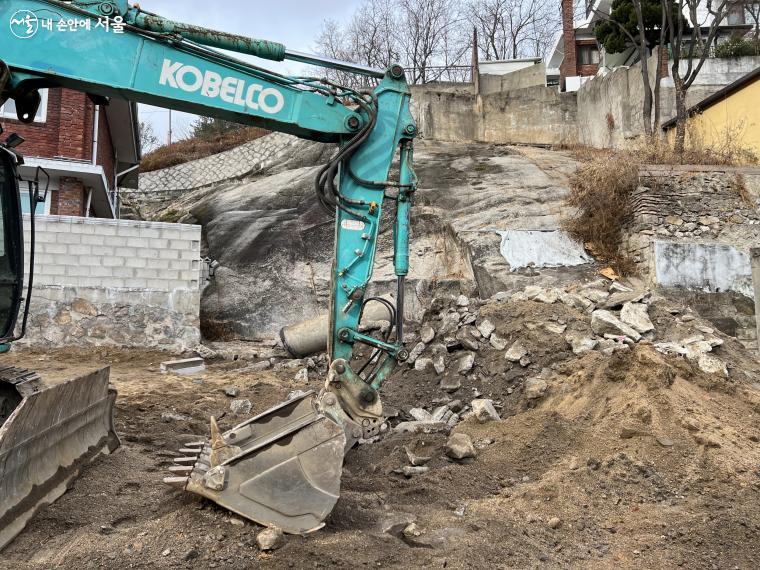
[[1, 295, 760, 569]]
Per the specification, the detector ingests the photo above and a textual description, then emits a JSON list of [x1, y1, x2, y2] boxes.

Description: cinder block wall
[[19, 215, 202, 352]]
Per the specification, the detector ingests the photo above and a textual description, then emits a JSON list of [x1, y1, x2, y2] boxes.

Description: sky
[[137, 0, 362, 147]]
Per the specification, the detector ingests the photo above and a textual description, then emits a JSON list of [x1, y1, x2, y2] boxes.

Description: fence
[[403, 65, 474, 84]]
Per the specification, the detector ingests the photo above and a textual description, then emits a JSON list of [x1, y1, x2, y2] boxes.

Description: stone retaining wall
[[624, 168, 760, 348], [19, 215, 202, 352]]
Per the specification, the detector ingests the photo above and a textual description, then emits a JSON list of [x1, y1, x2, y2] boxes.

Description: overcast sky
[[138, 0, 361, 146]]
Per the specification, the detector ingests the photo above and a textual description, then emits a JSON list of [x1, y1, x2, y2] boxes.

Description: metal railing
[[403, 65, 474, 84]]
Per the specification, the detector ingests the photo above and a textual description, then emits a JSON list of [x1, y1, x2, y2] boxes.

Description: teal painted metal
[[1, 1, 360, 142], [126, 10, 287, 63], [329, 77, 417, 369], [394, 142, 416, 277], [0, 344, 10, 355], [2, 0, 418, 390]]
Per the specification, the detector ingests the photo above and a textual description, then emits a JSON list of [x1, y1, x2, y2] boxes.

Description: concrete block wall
[[19, 215, 202, 352]]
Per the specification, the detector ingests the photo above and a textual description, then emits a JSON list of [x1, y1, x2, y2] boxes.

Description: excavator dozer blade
[[0, 365, 119, 550], [166, 390, 346, 533]]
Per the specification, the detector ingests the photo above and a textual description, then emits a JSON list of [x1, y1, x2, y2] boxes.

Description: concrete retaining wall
[[479, 62, 546, 95], [20, 215, 202, 352], [411, 85, 578, 145], [654, 241, 753, 297], [577, 53, 760, 148]]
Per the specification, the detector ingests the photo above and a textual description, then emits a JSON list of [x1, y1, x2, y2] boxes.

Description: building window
[[19, 191, 49, 216], [578, 45, 600, 65], [0, 90, 48, 123]]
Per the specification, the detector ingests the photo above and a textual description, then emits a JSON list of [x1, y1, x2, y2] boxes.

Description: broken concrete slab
[[160, 358, 205, 376], [524, 377, 548, 399], [394, 421, 449, 435], [591, 310, 642, 342], [505, 341, 528, 362], [620, 302, 655, 333], [476, 319, 496, 339], [565, 332, 598, 355], [456, 352, 476, 374], [471, 399, 500, 422], [697, 354, 728, 376], [445, 433, 476, 460]]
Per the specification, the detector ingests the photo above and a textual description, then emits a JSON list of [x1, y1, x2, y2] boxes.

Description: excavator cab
[[0, 146, 23, 345]]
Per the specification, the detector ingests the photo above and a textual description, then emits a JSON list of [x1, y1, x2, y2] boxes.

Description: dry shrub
[[141, 126, 269, 173], [557, 125, 758, 167], [553, 141, 614, 163], [627, 133, 758, 166], [563, 153, 639, 275], [561, 131, 757, 275]]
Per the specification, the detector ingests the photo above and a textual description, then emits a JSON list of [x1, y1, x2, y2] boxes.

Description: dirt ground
[[2, 295, 760, 569]]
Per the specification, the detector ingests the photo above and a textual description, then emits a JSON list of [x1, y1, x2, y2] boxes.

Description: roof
[[105, 98, 141, 188], [479, 57, 542, 65], [662, 66, 760, 130]]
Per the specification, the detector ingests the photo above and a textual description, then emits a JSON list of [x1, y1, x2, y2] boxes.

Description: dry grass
[[560, 133, 757, 276], [140, 127, 270, 173], [557, 133, 758, 167], [563, 154, 639, 275]]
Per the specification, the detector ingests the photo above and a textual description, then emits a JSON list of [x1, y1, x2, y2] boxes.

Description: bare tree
[[594, 0, 657, 137], [526, 3, 563, 60], [744, 0, 760, 39], [470, 0, 551, 60], [138, 120, 159, 153], [665, 0, 729, 153], [397, 0, 466, 83], [313, 1, 399, 89]]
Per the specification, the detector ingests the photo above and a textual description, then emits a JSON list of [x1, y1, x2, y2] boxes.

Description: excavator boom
[[0, 0, 417, 544]]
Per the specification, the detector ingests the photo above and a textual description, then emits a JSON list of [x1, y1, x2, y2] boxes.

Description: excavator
[[0, 0, 416, 549]]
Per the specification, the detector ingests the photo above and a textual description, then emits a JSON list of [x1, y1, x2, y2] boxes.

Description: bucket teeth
[[168, 465, 194, 473], [163, 476, 189, 489], [179, 448, 202, 454], [209, 416, 239, 467], [174, 456, 199, 464]]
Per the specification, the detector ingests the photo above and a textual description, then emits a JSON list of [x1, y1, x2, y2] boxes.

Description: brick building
[[548, 0, 756, 92], [551, 0, 602, 92], [0, 88, 140, 218]]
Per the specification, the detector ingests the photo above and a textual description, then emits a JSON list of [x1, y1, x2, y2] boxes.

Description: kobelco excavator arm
[[0, 0, 417, 542]]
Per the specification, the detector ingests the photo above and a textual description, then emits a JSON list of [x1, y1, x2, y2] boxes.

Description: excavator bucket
[[0, 365, 119, 550], [165, 390, 347, 533]]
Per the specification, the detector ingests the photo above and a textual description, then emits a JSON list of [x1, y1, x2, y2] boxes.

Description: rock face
[[138, 137, 594, 340], [591, 310, 642, 342]]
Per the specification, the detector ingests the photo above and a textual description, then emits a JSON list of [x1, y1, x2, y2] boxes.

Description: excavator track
[[0, 366, 119, 550]]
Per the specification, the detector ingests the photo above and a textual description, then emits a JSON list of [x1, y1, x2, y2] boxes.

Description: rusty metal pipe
[[280, 295, 394, 358]]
